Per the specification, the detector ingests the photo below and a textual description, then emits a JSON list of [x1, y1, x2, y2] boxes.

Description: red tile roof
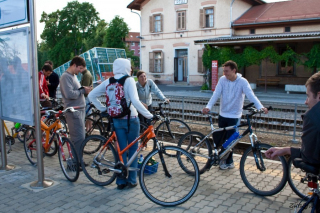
[[234, 0, 320, 26], [125, 32, 140, 42]]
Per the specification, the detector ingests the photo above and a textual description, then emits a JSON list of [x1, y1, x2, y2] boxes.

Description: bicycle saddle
[[293, 158, 320, 175]]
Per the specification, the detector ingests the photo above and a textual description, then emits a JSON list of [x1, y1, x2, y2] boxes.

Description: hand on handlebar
[[261, 107, 269, 114], [202, 108, 210, 114]]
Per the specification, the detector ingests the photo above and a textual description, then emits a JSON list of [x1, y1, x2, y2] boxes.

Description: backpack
[[105, 76, 131, 118]]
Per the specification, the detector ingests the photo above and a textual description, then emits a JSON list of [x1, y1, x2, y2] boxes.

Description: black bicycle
[[178, 103, 288, 196], [289, 158, 320, 213]]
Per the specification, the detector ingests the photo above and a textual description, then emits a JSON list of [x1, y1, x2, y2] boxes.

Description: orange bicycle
[[24, 107, 80, 182], [80, 117, 200, 206]]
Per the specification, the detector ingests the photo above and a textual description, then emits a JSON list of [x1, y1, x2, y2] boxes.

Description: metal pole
[[291, 103, 298, 144], [182, 97, 185, 122], [131, 10, 142, 70], [29, 0, 53, 188], [0, 120, 14, 171]]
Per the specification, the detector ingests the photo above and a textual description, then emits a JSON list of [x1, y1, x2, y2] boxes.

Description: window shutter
[[149, 16, 154, 33], [182, 11, 185, 30], [149, 52, 154, 73], [199, 9, 204, 28], [198, 49, 205, 73], [160, 14, 163, 32], [160, 51, 164, 73], [177, 12, 180, 30]]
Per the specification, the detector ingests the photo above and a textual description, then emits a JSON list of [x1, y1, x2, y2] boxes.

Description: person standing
[[136, 70, 169, 122], [89, 59, 153, 190], [59, 56, 91, 161], [202, 60, 268, 170], [45, 60, 59, 99], [39, 64, 53, 107], [80, 69, 93, 113]]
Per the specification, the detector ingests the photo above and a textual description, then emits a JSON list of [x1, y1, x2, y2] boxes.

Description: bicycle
[[290, 158, 320, 213], [24, 107, 80, 182], [178, 103, 288, 196], [140, 101, 191, 150], [1, 121, 28, 153], [85, 104, 109, 137], [80, 116, 200, 206]]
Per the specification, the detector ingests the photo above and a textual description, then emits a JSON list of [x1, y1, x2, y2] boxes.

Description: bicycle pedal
[[101, 168, 110, 174]]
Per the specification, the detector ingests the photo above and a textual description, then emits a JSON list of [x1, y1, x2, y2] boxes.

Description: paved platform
[[1, 121, 303, 213]]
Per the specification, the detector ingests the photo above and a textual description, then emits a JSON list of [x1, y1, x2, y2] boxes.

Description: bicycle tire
[[240, 143, 288, 196], [58, 137, 80, 182], [139, 146, 200, 206], [177, 131, 212, 174], [16, 125, 28, 143], [155, 119, 191, 146], [140, 122, 156, 152], [81, 135, 118, 186], [44, 139, 58, 157], [288, 157, 310, 201], [24, 127, 42, 166]]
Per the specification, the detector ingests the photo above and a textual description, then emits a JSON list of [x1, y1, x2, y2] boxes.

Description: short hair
[[70, 56, 86, 67], [45, 60, 53, 67], [42, 64, 53, 72], [136, 70, 146, 78], [222, 60, 238, 73], [305, 72, 320, 98]]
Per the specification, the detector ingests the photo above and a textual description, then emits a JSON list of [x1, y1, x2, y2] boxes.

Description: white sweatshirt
[[88, 58, 153, 119], [206, 73, 264, 118]]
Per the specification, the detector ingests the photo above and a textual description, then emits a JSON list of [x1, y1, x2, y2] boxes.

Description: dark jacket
[[291, 101, 320, 166], [47, 71, 59, 98]]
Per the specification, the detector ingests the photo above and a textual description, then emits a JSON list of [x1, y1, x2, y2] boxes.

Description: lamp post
[[131, 9, 142, 70]]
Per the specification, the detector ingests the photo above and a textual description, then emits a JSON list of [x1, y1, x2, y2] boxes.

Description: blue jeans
[[218, 115, 240, 164], [113, 117, 140, 185]]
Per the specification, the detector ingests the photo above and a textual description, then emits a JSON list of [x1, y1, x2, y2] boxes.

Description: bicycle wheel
[[139, 146, 200, 206], [84, 118, 103, 154], [177, 131, 212, 174], [58, 137, 80, 182], [45, 139, 58, 156], [240, 143, 288, 196], [155, 119, 191, 146], [16, 125, 28, 143], [85, 117, 103, 136], [24, 127, 41, 166], [140, 122, 156, 152], [81, 135, 118, 186], [288, 157, 310, 200]]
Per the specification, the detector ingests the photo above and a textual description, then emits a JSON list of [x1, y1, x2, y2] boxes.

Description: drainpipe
[[131, 9, 142, 70], [230, 0, 236, 36]]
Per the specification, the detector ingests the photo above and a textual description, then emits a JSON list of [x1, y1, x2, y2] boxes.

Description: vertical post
[[29, 0, 53, 188], [292, 103, 298, 144], [131, 10, 142, 70], [182, 97, 185, 122], [0, 120, 14, 170]]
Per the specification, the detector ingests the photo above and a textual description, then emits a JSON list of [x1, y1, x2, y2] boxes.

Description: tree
[[304, 43, 320, 71], [105, 16, 129, 49], [84, 20, 108, 50], [39, 1, 100, 66]]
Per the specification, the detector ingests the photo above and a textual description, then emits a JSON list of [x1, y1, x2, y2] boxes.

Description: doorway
[[174, 49, 188, 82]]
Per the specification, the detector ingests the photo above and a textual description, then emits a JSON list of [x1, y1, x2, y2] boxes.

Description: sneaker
[[127, 182, 138, 188], [219, 162, 235, 170], [117, 184, 127, 190]]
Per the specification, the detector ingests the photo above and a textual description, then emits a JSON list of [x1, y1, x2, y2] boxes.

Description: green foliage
[[304, 43, 320, 70], [260, 46, 281, 63], [105, 16, 129, 49], [201, 83, 209, 90], [84, 20, 108, 50], [126, 48, 140, 69], [202, 45, 221, 69], [242, 46, 261, 66], [280, 45, 300, 67], [39, 1, 101, 66]]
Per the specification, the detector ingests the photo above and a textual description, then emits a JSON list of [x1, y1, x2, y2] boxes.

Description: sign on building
[[175, 0, 188, 5], [0, 0, 29, 29], [211, 60, 218, 91]]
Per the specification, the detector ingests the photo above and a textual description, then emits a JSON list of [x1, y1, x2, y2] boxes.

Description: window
[[150, 14, 163, 33], [199, 7, 214, 28], [285, 26, 291, 32], [177, 11, 186, 31], [198, 49, 205, 73], [278, 46, 295, 75], [131, 42, 135, 46], [149, 51, 164, 73], [250, 29, 255, 34]]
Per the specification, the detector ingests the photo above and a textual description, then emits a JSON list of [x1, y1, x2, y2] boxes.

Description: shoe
[[117, 184, 127, 190], [127, 182, 138, 188], [219, 162, 235, 170]]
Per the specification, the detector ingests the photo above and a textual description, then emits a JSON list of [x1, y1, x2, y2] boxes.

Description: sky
[[35, 0, 287, 42]]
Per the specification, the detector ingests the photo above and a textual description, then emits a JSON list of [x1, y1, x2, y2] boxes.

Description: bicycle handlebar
[[41, 106, 78, 116]]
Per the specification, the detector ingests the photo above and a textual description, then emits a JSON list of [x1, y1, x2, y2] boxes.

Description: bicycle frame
[[92, 124, 158, 173]]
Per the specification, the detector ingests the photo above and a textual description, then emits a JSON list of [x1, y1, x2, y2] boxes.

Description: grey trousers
[[65, 109, 85, 160]]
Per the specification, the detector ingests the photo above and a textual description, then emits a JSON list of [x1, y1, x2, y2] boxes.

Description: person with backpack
[[136, 70, 169, 123], [88, 58, 153, 190]]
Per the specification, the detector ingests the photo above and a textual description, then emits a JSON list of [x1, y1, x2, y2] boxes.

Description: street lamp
[[131, 9, 142, 70]]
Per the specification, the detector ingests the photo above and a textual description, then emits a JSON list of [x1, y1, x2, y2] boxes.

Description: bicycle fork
[[249, 134, 266, 172], [156, 142, 172, 178]]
